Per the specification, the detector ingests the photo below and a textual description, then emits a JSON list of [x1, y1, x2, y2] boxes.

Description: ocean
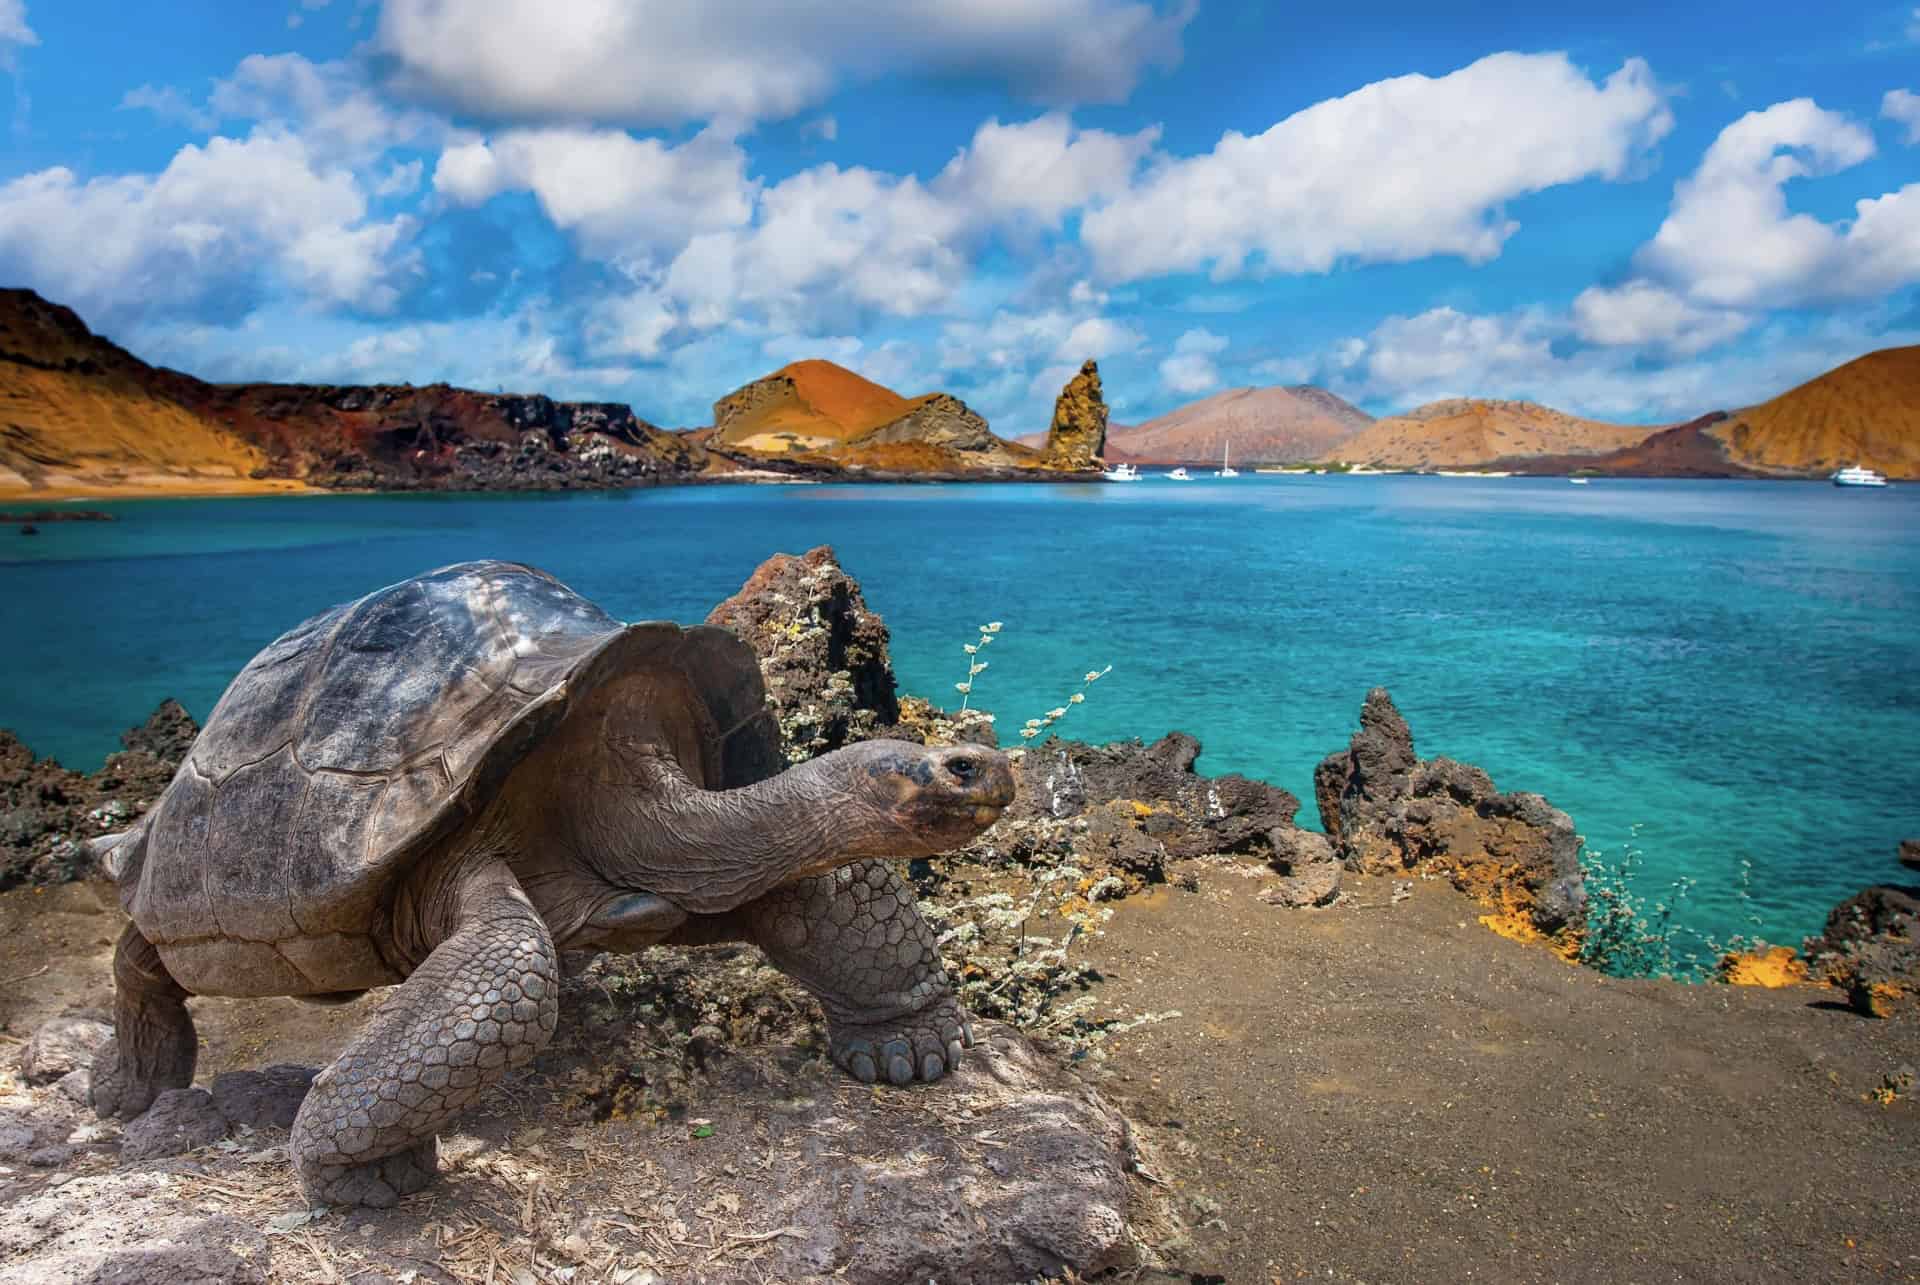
[[3, 475, 1915, 965]]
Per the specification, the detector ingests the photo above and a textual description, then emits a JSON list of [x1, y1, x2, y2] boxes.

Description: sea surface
[[3, 475, 1916, 966]]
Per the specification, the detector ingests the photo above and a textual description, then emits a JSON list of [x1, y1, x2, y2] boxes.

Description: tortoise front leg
[[726, 861, 975, 1086], [92, 923, 197, 1120], [290, 862, 558, 1207]]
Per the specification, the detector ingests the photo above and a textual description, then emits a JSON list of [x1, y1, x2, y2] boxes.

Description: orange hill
[[0, 290, 293, 497], [1712, 346, 1920, 479], [711, 359, 919, 450], [1323, 399, 1653, 470], [707, 359, 1079, 477]]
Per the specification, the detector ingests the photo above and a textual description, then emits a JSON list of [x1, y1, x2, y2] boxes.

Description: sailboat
[[1214, 441, 1239, 478]]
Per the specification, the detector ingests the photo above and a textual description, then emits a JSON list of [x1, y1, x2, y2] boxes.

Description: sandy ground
[[0, 475, 318, 502], [1, 870, 1915, 1282], [1081, 869, 1920, 1283]]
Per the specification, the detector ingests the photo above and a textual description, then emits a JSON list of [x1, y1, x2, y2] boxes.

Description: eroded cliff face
[[184, 382, 703, 491], [0, 289, 703, 496], [858, 393, 997, 451], [1044, 360, 1109, 467], [1314, 688, 1588, 951]]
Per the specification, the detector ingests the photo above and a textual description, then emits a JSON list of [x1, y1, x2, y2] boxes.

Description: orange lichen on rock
[[1717, 946, 1811, 988]]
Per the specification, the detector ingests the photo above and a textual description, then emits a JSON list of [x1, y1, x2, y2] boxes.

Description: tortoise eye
[[948, 755, 976, 780]]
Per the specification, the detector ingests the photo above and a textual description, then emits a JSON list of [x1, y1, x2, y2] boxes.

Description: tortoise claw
[[829, 999, 973, 1087]]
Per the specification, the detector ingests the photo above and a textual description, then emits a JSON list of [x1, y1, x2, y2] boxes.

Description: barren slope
[[1325, 398, 1654, 469], [0, 289, 292, 497], [1713, 345, 1920, 478], [711, 359, 920, 451], [1103, 384, 1371, 465]]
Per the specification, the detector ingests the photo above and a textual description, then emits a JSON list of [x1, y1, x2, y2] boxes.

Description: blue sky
[[2, 1, 1916, 431]]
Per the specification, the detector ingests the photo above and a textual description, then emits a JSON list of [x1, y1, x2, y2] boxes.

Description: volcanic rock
[[1801, 849, 1920, 1017], [1044, 360, 1109, 468], [982, 732, 1304, 885], [0, 701, 199, 890], [1315, 688, 1586, 940], [706, 546, 901, 763], [17, 1016, 112, 1086], [859, 392, 997, 452], [209, 1066, 317, 1131], [118, 1088, 229, 1162]]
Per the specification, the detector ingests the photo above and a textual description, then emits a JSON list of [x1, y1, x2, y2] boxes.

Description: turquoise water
[[3, 477, 1916, 958]]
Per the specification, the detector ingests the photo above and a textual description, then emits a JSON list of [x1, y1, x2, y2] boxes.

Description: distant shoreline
[[4, 468, 1899, 504]]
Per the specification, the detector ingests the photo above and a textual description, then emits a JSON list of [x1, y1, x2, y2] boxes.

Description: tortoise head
[[830, 739, 1017, 860]]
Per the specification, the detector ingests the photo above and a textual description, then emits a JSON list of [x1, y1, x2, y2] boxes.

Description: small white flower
[[985, 622, 1003, 633], [979, 634, 994, 647], [970, 662, 988, 674], [955, 682, 972, 693], [1020, 728, 1038, 739], [964, 643, 978, 655], [1047, 707, 1067, 719], [1069, 693, 1085, 704], [1025, 717, 1043, 727], [1084, 671, 1101, 683]]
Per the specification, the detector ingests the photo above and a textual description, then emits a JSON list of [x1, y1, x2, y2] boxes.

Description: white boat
[[1214, 442, 1239, 478], [1568, 476, 1591, 485], [1165, 467, 1193, 481], [1831, 464, 1888, 487], [1102, 461, 1141, 482]]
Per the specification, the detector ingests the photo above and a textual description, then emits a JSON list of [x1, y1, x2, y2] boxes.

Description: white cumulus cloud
[[0, 0, 35, 71], [1634, 98, 1920, 308], [1884, 88, 1920, 144], [1570, 280, 1750, 355], [378, 0, 1194, 126], [1158, 327, 1228, 394], [432, 126, 755, 261], [1081, 52, 1673, 283], [0, 130, 417, 319]]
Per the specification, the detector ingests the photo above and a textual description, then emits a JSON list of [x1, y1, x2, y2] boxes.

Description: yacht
[[1165, 466, 1193, 481], [1102, 461, 1141, 482], [1831, 464, 1888, 487], [1214, 442, 1239, 478], [1568, 476, 1591, 485]]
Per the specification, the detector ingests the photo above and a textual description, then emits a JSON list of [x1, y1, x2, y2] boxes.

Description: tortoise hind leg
[[715, 861, 975, 1087], [92, 922, 197, 1121], [290, 862, 558, 1208]]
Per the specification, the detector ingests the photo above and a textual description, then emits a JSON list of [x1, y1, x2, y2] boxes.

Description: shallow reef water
[[2, 474, 1915, 958]]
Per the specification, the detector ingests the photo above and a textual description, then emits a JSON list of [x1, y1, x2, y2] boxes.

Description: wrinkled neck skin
[[567, 748, 894, 916]]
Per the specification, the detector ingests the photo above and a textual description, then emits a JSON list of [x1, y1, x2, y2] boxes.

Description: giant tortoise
[[90, 560, 1014, 1207]]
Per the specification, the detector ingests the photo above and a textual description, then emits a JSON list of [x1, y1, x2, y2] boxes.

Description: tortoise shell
[[117, 561, 784, 969]]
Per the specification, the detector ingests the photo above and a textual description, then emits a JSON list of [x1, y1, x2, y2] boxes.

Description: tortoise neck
[[598, 751, 869, 914]]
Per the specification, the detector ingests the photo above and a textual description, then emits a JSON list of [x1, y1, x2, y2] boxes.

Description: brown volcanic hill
[[0, 289, 284, 496], [708, 359, 1076, 478], [1486, 413, 1759, 477], [1323, 398, 1653, 470], [1711, 346, 1920, 478], [0, 289, 700, 497], [1105, 385, 1372, 465], [712, 358, 919, 451]]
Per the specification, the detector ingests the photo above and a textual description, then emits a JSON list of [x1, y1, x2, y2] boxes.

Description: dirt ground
[[2, 867, 1916, 1283], [1079, 868, 1920, 1283]]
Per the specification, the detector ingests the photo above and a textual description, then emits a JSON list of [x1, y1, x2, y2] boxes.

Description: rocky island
[[0, 549, 1913, 1281], [8, 283, 1917, 498]]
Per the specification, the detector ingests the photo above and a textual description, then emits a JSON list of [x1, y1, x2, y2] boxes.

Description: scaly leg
[[289, 863, 558, 1207], [733, 861, 974, 1086], [92, 922, 198, 1120]]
